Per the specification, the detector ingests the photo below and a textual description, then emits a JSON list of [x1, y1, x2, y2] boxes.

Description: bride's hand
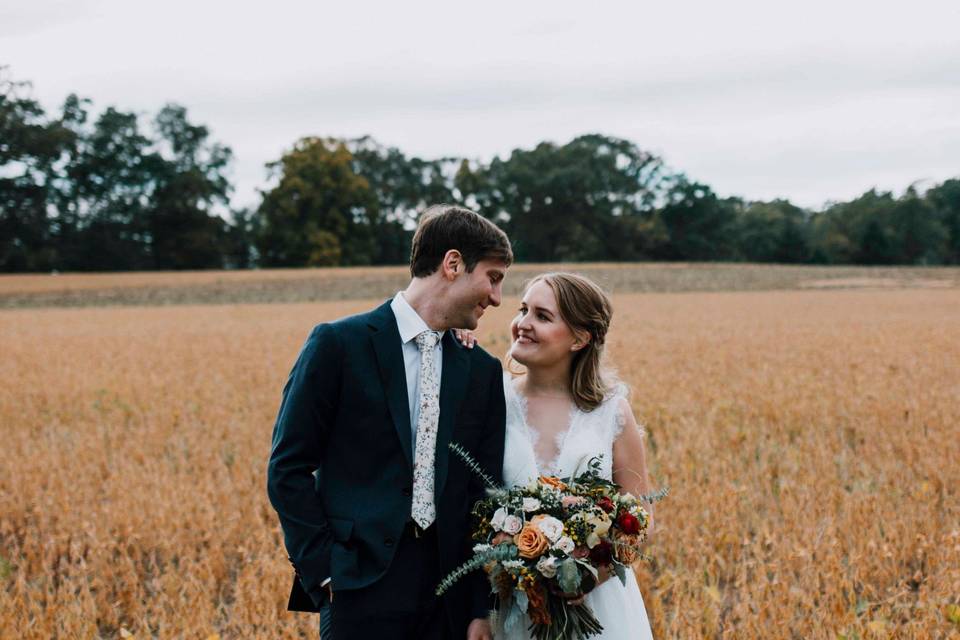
[[453, 328, 477, 349], [596, 564, 613, 586]]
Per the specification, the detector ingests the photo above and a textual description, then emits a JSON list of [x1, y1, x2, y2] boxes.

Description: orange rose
[[539, 475, 568, 490], [514, 522, 550, 559]]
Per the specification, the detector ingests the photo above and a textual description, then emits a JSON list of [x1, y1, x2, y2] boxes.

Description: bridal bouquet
[[437, 444, 667, 640]]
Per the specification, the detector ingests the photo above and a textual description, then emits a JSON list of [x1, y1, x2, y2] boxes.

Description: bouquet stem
[[530, 599, 604, 640]]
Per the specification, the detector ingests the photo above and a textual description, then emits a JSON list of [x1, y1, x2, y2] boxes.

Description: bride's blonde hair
[[511, 272, 615, 412]]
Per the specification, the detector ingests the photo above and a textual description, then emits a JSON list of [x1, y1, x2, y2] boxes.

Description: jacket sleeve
[[468, 359, 507, 620], [266, 323, 342, 607]]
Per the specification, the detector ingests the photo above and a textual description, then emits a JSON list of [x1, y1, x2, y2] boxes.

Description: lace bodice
[[502, 374, 639, 488]]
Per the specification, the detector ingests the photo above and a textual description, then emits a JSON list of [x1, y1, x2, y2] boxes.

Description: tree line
[[2, 69, 958, 272]]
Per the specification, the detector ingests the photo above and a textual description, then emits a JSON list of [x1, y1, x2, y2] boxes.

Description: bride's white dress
[[496, 374, 655, 640]]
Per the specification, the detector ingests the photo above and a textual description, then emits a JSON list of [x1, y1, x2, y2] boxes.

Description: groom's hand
[[466, 617, 492, 640]]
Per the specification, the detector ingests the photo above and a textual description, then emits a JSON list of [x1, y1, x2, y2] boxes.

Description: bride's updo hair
[[524, 272, 614, 412]]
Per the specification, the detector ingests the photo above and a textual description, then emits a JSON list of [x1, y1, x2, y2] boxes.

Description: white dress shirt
[[390, 291, 443, 438]]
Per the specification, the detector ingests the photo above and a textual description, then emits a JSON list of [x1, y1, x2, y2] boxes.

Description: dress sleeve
[[610, 383, 645, 442]]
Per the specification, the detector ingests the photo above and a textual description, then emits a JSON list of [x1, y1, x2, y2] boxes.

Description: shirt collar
[[391, 291, 440, 345]]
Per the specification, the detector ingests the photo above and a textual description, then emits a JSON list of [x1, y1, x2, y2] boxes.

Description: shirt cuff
[[320, 577, 331, 587]]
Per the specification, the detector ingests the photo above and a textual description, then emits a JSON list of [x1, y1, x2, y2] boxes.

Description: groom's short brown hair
[[410, 204, 513, 277]]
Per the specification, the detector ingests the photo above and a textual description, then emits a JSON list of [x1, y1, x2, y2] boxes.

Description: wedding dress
[[496, 374, 655, 640]]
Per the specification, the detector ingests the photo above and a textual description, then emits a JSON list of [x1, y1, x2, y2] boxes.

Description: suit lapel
[[369, 302, 414, 470], [435, 330, 470, 497]]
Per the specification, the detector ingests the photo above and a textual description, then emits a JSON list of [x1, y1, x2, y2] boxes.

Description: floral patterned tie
[[411, 330, 442, 529]]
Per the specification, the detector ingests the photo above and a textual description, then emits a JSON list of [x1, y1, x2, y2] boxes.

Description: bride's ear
[[571, 331, 591, 352]]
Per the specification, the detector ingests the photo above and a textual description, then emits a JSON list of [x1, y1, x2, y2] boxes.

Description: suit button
[[402, 487, 412, 496], [384, 537, 395, 547]]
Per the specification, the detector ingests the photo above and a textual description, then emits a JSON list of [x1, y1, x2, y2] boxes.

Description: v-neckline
[[508, 377, 579, 477]]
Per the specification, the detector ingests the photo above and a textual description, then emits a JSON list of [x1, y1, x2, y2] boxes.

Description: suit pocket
[[328, 517, 359, 583]]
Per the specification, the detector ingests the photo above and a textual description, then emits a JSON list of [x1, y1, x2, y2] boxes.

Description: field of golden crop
[[1, 267, 959, 638]]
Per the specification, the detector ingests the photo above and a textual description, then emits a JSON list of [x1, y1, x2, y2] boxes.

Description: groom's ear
[[441, 249, 464, 280]]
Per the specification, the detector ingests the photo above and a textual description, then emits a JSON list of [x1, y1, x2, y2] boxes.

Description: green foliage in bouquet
[[436, 542, 519, 597]]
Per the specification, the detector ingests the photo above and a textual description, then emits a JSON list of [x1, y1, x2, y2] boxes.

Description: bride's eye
[[518, 306, 527, 314]]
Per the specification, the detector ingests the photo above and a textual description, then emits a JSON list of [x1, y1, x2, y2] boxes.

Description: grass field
[[1, 265, 958, 638]]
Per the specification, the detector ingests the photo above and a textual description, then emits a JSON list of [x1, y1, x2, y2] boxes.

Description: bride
[[460, 272, 655, 640]]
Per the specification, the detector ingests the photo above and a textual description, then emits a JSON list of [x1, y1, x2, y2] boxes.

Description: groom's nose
[[489, 282, 502, 307]]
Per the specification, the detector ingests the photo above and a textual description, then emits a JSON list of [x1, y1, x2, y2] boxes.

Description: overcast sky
[[3, 0, 959, 211]]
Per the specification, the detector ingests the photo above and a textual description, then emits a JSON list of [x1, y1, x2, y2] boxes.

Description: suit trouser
[[319, 523, 448, 640]]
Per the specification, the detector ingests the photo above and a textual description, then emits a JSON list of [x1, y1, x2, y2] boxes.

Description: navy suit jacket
[[267, 300, 506, 630]]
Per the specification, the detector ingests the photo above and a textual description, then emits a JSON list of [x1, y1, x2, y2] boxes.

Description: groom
[[267, 205, 512, 640]]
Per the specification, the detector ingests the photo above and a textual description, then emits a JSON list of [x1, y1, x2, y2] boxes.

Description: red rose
[[617, 512, 641, 535], [588, 540, 613, 565], [596, 497, 615, 513]]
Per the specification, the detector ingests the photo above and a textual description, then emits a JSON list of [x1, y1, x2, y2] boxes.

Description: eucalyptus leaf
[[558, 557, 581, 594], [612, 561, 627, 585]]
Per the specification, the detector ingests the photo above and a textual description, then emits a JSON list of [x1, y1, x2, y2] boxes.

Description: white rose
[[522, 497, 542, 512], [536, 555, 558, 578], [535, 515, 564, 542], [490, 507, 507, 532], [502, 514, 523, 535], [553, 536, 575, 554]]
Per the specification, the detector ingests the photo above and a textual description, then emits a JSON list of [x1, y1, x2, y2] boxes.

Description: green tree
[[256, 137, 377, 266], [886, 187, 947, 264], [147, 104, 233, 269], [57, 104, 160, 269], [347, 136, 454, 264], [459, 134, 668, 261], [813, 188, 949, 265], [221, 207, 261, 268], [810, 190, 897, 264], [926, 179, 960, 264], [655, 179, 738, 260], [735, 199, 812, 263], [0, 69, 74, 271]]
